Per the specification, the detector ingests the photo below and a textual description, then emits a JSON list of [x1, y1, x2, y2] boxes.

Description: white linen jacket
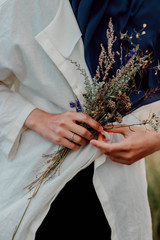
[[0, 0, 154, 239]]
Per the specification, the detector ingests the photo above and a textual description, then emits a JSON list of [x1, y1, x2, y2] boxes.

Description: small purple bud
[[76, 99, 81, 107], [70, 102, 75, 108], [76, 107, 82, 112], [126, 49, 136, 61]]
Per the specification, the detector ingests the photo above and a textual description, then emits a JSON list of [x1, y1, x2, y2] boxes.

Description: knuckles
[[55, 127, 64, 136], [55, 136, 63, 144], [76, 136, 82, 144], [81, 113, 88, 121], [58, 119, 67, 128], [123, 153, 136, 165], [65, 110, 75, 118], [81, 128, 88, 137]]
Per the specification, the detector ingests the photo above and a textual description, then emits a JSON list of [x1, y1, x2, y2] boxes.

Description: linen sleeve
[[0, 73, 36, 160], [0, 1, 38, 160]]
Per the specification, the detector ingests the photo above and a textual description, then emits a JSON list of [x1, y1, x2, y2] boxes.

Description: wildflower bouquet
[[27, 19, 159, 192], [23, 17, 160, 203], [12, 18, 160, 239]]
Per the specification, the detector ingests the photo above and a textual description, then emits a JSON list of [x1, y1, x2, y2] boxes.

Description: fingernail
[[90, 140, 96, 145], [99, 126, 103, 132]]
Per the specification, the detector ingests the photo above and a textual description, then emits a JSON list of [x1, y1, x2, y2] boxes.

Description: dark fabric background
[[36, 163, 111, 239]]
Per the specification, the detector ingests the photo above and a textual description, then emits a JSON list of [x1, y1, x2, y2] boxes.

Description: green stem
[[12, 193, 34, 240], [104, 122, 149, 130]]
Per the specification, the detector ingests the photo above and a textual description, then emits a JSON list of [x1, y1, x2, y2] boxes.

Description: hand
[[24, 108, 103, 150], [90, 125, 160, 165]]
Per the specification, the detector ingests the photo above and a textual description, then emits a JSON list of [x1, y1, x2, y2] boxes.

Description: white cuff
[[1, 103, 36, 160]]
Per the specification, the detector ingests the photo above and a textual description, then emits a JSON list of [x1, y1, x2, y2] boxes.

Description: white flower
[[143, 23, 147, 28]]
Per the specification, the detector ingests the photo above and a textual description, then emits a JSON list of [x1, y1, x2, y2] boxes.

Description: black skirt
[[35, 163, 111, 239]]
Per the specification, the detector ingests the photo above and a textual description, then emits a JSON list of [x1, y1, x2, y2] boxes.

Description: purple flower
[[69, 99, 82, 112], [69, 102, 75, 108], [76, 108, 82, 112], [76, 99, 81, 107], [76, 99, 82, 112], [126, 49, 136, 61]]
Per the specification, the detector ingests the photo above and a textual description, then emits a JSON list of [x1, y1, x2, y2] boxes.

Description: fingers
[[43, 130, 81, 151], [68, 122, 94, 141], [51, 128, 88, 149], [58, 138, 81, 151], [97, 133, 105, 141], [66, 111, 103, 133], [61, 111, 103, 141], [90, 138, 135, 164], [90, 125, 158, 166], [65, 131, 88, 146], [90, 139, 123, 153], [36, 110, 103, 149], [104, 124, 131, 136]]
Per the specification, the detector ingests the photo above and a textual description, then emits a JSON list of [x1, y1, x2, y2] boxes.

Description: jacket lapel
[[35, 0, 92, 104]]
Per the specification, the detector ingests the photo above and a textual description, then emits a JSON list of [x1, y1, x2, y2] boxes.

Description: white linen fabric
[[0, 0, 156, 239]]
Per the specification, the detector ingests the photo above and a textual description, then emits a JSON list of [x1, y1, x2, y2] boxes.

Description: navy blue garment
[[70, 0, 160, 109]]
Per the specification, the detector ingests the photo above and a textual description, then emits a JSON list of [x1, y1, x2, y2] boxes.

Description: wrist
[[24, 108, 41, 130]]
